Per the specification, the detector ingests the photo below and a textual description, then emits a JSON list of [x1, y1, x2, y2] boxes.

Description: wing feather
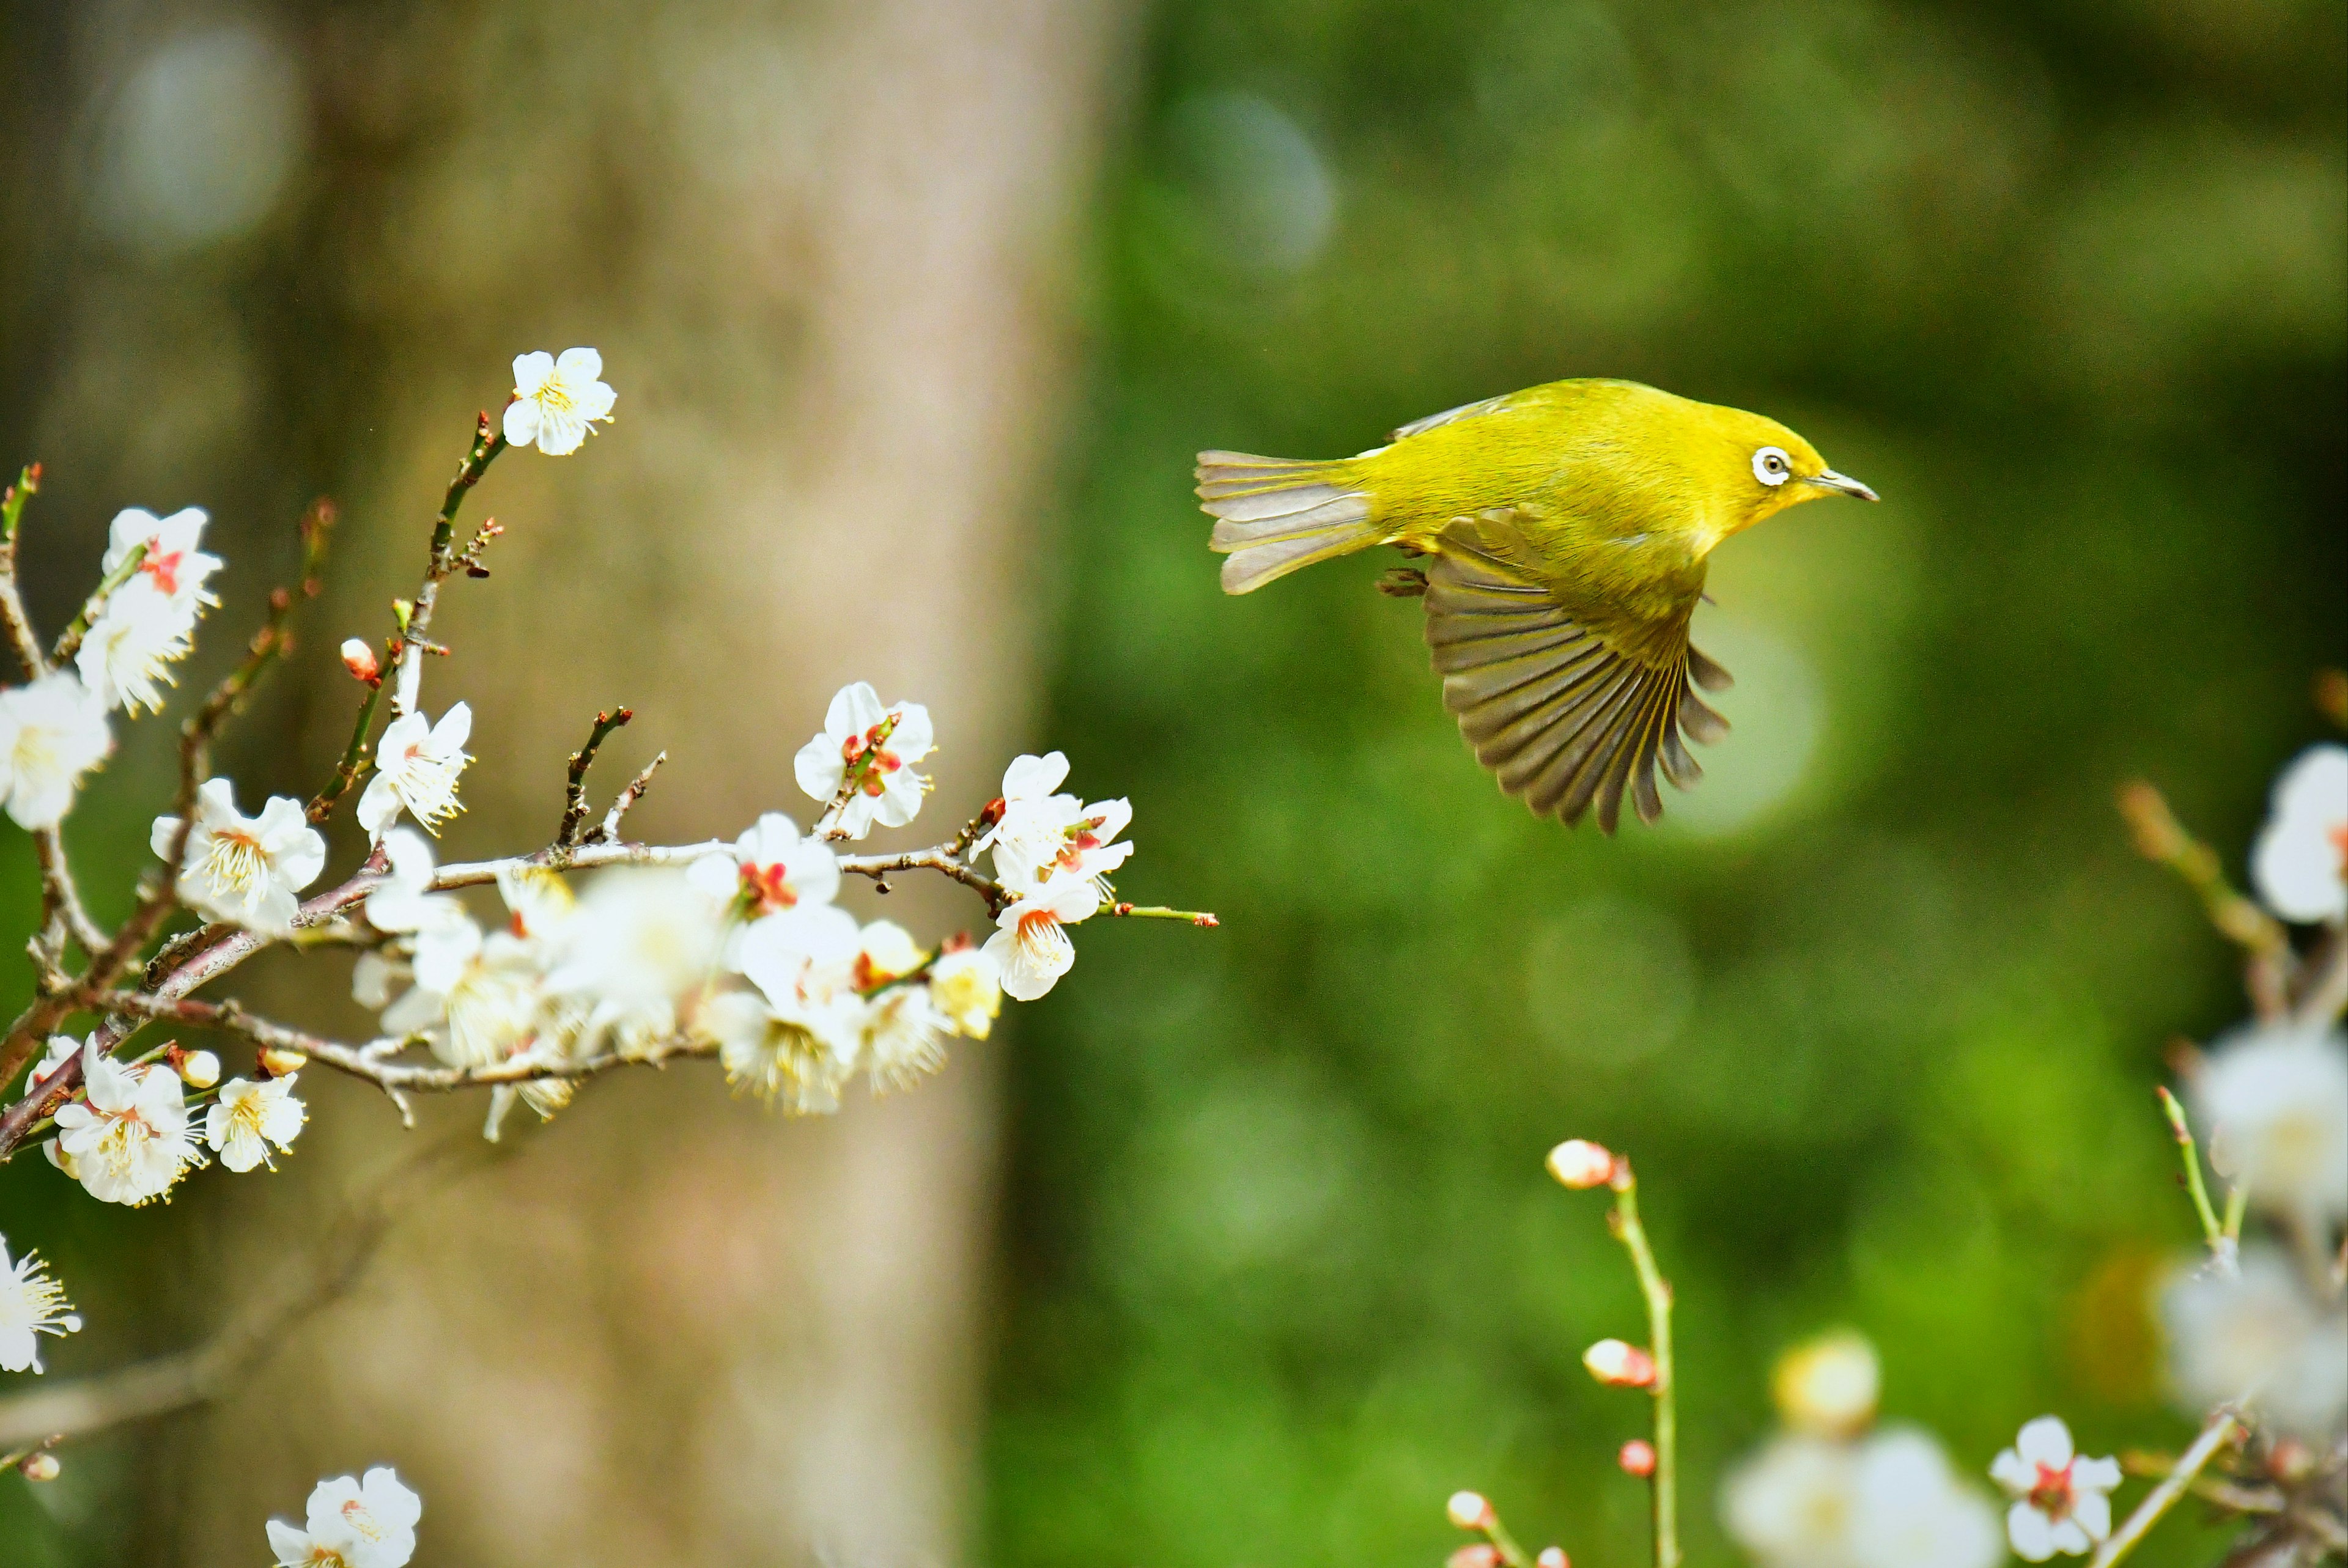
[[1422, 512, 1726, 832]]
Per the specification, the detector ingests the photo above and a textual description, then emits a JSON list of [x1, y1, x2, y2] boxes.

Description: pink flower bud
[[18, 1452, 59, 1481], [1537, 1550, 1569, 1568], [1446, 1548, 1500, 1568], [1445, 1490, 1495, 1531], [1546, 1139, 1617, 1189], [1618, 1440, 1656, 1478], [1582, 1339, 1657, 1388], [341, 638, 382, 684]]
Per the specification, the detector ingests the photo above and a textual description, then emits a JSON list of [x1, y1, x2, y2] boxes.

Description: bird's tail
[[1197, 451, 1378, 595]]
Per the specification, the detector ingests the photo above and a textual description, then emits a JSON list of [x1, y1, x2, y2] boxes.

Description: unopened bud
[[1446, 1548, 1499, 1568], [1445, 1490, 1494, 1531], [1582, 1339, 1656, 1388], [259, 1046, 308, 1077], [1546, 1139, 1617, 1189], [340, 638, 382, 684], [1537, 1550, 1569, 1568], [2270, 1437, 2313, 1482], [19, 1452, 59, 1481], [1618, 1440, 1656, 1478], [177, 1048, 220, 1089]]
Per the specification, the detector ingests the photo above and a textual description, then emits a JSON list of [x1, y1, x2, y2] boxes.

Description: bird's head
[[1704, 408, 1877, 536]]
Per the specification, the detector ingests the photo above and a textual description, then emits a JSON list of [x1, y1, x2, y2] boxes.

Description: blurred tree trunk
[[6, 0, 1125, 1562]]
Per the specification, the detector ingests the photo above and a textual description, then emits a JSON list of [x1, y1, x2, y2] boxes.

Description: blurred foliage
[[985, 0, 2342, 1564]]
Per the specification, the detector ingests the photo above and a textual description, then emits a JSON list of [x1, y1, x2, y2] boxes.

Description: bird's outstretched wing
[[1388, 392, 1514, 443], [1422, 511, 1731, 832]]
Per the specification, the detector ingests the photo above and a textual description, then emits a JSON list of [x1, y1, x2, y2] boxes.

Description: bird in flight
[[1198, 378, 1877, 832]]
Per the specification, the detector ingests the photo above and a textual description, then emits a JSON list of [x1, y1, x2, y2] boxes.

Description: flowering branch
[[558, 706, 632, 846], [391, 412, 504, 716], [2088, 1402, 2247, 1567], [2117, 780, 2293, 1018], [0, 464, 47, 679], [1604, 1158, 1681, 1568]]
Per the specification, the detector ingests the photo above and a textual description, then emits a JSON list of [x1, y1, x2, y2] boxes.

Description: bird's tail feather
[[1197, 451, 1378, 595]]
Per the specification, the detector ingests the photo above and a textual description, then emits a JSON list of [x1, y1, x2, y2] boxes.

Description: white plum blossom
[[51, 1047, 202, 1205], [984, 874, 1102, 1001], [859, 987, 951, 1091], [706, 985, 862, 1114], [687, 812, 854, 966], [358, 702, 473, 839], [794, 681, 934, 840], [2191, 1021, 2348, 1226], [0, 671, 111, 830], [1844, 1429, 2003, 1568], [0, 1234, 81, 1373], [1721, 1434, 1858, 1564], [76, 576, 199, 715], [1990, 1416, 2120, 1561], [545, 868, 724, 1059], [101, 506, 222, 615], [267, 1465, 422, 1568], [978, 751, 1134, 896], [503, 347, 616, 456], [2251, 744, 2346, 924], [151, 778, 327, 934], [362, 828, 468, 938], [928, 944, 1003, 1039], [2160, 1245, 2348, 1441], [205, 1074, 306, 1172]]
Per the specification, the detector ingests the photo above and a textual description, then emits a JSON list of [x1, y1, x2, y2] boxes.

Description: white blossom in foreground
[[2160, 1245, 2348, 1442], [1990, 1416, 2119, 1561], [706, 985, 861, 1115], [267, 1465, 421, 1568], [0, 1234, 81, 1373], [1845, 1429, 2003, 1568], [151, 778, 327, 934], [362, 828, 468, 938], [101, 506, 222, 616], [928, 944, 1003, 1039], [2191, 1021, 2348, 1226], [0, 671, 111, 830], [980, 753, 1135, 896], [1771, 1328, 1880, 1439], [794, 682, 934, 839], [504, 347, 616, 456], [545, 868, 724, 1059], [852, 924, 949, 1091], [51, 1047, 201, 1205], [76, 577, 199, 715], [205, 1075, 307, 1172], [358, 702, 473, 839], [984, 874, 1101, 1001], [2251, 743, 2347, 924]]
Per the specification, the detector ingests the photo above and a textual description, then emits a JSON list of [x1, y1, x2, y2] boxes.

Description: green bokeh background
[[984, 1, 2342, 1563]]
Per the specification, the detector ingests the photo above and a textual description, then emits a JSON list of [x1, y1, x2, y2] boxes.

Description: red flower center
[[2028, 1461, 2076, 1517], [742, 861, 799, 916], [840, 716, 904, 798], [139, 547, 185, 597]]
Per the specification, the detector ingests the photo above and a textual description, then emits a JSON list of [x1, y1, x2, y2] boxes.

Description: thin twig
[[558, 707, 632, 846], [47, 543, 147, 665], [594, 751, 665, 843], [1110, 902, 1220, 926], [390, 411, 504, 716], [2088, 1404, 2245, 1566], [1609, 1161, 1680, 1568], [0, 462, 50, 679], [2117, 781, 2292, 1020], [307, 655, 388, 823], [2155, 1086, 2237, 1272]]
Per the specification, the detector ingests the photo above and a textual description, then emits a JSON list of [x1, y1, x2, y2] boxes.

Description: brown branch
[[558, 707, 632, 846], [0, 1135, 494, 1452], [2117, 780, 2293, 1019], [389, 411, 504, 716]]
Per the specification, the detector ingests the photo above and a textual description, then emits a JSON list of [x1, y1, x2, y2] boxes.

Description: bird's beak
[[1806, 469, 1879, 502]]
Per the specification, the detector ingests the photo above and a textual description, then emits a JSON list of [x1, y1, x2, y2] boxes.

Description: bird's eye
[[1752, 447, 1792, 487]]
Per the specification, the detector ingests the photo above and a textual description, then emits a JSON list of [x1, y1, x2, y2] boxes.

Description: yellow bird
[[1198, 378, 1877, 831]]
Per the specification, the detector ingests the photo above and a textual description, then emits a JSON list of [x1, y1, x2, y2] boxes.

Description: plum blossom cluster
[[0, 351, 1208, 1500]]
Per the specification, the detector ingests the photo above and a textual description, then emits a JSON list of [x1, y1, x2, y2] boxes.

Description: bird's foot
[[1376, 567, 1429, 598]]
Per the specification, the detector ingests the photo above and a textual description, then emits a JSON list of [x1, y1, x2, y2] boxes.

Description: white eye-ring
[[1752, 446, 1792, 487]]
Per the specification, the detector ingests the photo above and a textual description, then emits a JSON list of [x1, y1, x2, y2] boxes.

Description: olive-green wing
[[1422, 512, 1730, 832]]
